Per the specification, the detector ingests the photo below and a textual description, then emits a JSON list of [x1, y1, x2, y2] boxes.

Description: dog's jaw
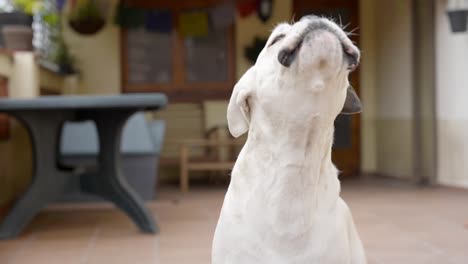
[[275, 16, 360, 70]]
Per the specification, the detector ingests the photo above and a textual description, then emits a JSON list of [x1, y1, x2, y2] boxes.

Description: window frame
[[120, 0, 236, 103]]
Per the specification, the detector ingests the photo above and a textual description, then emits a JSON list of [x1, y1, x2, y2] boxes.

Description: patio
[[0, 177, 467, 264]]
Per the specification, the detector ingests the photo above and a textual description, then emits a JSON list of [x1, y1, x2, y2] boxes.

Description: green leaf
[[43, 13, 59, 26], [70, 0, 104, 21], [13, 0, 42, 15]]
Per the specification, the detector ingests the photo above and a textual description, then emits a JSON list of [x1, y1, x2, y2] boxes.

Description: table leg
[[0, 112, 71, 239], [80, 111, 158, 233]]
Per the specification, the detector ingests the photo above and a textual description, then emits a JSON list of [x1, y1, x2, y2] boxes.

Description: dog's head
[[228, 16, 362, 138]]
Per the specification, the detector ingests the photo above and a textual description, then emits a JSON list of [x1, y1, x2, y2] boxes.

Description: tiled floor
[[0, 178, 467, 264]]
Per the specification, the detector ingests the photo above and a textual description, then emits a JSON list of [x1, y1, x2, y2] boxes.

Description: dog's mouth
[[277, 18, 359, 70]]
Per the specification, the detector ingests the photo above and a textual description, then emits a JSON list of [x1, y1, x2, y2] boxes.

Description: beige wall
[[63, 0, 420, 180], [32, 1, 459, 188], [63, 0, 121, 95], [435, 0, 468, 188], [235, 0, 292, 78], [62, 0, 292, 95], [359, 0, 416, 178], [1, 0, 434, 198], [359, 0, 377, 172]]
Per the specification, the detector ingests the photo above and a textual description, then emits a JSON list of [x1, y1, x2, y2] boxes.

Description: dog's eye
[[269, 34, 285, 47]]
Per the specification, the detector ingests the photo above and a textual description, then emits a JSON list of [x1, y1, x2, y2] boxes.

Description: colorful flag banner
[[178, 11, 209, 37], [114, 5, 145, 28], [56, 0, 66, 11], [210, 2, 235, 31], [237, 0, 258, 18], [69, 0, 77, 9], [145, 10, 172, 33]]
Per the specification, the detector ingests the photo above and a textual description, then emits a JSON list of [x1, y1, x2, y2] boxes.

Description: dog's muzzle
[[276, 18, 360, 70]]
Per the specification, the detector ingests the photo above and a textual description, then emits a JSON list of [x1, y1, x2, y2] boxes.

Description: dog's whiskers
[[346, 27, 360, 36], [341, 22, 351, 31], [338, 15, 343, 28], [290, 13, 297, 24]]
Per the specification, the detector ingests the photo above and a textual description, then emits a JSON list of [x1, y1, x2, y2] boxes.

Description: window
[[34, 0, 59, 62], [126, 28, 173, 84], [121, 0, 235, 103], [184, 31, 229, 83], [0, 0, 60, 64]]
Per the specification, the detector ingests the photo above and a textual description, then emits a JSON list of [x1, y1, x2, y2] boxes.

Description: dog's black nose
[[278, 41, 302, 67]]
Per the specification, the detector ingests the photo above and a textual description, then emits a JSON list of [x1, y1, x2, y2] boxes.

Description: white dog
[[212, 16, 366, 264]]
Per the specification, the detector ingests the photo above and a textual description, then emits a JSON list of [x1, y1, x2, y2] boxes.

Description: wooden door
[[294, 0, 361, 177], [0, 77, 9, 140]]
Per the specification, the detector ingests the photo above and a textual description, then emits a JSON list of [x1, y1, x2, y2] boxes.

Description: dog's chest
[[215, 188, 350, 263]]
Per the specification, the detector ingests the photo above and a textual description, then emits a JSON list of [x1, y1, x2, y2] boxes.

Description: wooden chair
[[179, 126, 243, 192], [179, 101, 244, 192]]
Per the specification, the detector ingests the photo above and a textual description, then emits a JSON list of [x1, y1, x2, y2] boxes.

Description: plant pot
[[69, 19, 106, 35], [447, 10, 468, 33], [2, 25, 33, 51], [58, 64, 76, 75], [0, 12, 33, 47]]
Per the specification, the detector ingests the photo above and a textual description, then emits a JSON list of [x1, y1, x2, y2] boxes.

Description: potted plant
[[40, 1, 76, 75], [68, 0, 107, 35], [447, 0, 468, 33], [0, 0, 40, 50], [51, 37, 76, 75]]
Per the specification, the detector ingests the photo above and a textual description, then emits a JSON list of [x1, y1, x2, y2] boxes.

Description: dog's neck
[[234, 115, 341, 240], [245, 114, 341, 211]]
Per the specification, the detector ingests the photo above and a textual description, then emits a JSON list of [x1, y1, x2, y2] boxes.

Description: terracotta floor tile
[[0, 238, 30, 264], [0, 178, 467, 264], [9, 240, 90, 264]]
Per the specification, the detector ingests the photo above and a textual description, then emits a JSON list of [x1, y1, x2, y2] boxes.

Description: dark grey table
[[0, 94, 167, 239]]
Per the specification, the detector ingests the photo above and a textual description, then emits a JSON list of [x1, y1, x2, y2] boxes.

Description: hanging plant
[[41, 0, 76, 75], [68, 0, 108, 35], [244, 37, 267, 64], [447, 0, 468, 33]]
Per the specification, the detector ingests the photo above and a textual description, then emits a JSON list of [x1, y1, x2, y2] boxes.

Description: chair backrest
[[202, 100, 229, 132], [152, 103, 203, 158]]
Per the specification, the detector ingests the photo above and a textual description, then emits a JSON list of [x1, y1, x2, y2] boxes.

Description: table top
[[0, 94, 168, 111]]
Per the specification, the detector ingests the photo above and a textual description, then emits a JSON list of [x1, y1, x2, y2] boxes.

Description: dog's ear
[[227, 67, 255, 138], [341, 85, 362, 115]]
